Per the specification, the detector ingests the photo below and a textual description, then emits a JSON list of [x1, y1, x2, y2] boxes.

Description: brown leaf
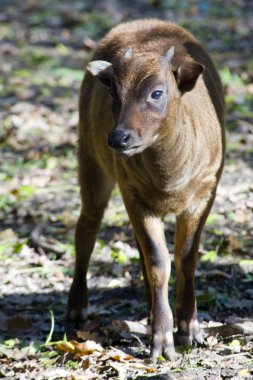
[[108, 349, 133, 362], [75, 340, 104, 355], [56, 341, 76, 353], [56, 340, 104, 355], [227, 235, 244, 251], [131, 362, 157, 373], [81, 358, 91, 370]]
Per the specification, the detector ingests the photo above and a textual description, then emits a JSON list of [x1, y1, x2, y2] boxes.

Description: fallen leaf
[[100, 348, 133, 363], [56, 340, 104, 355], [229, 339, 241, 352], [226, 235, 244, 252], [206, 335, 218, 348], [109, 349, 133, 362], [81, 358, 91, 370], [56, 341, 76, 353], [131, 362, 157, 373], [239, 369, 251, 378]]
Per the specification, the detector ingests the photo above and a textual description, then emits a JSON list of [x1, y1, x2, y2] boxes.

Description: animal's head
[[87, 47, 204, 157]]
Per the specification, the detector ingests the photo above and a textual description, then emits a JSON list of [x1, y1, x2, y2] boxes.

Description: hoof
[[66, 307, 87, 331], [151, 331, 177, 363], [176, 319, 204, 347]]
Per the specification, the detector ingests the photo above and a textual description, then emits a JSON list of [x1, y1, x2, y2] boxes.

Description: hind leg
[[67, 154, 115, 326]]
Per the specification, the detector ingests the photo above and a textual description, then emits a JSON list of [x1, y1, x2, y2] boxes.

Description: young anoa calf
[[67, 19, 225, 361]]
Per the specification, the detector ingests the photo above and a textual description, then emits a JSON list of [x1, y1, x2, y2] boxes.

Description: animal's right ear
[[86, 60, 114, 88]]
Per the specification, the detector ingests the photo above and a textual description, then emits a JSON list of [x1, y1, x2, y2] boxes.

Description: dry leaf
[[56, 340, 104, 355], [81, 358, 91, 370], [56, 341, 76, 353], [235, 209, 251, 223], [206, 335, 218, 348], [131, 363, 157, 373], [108, 349, 133, 362], [227, 235, 244, 251]]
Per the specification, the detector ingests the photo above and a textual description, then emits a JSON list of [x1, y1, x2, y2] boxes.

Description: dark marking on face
[[137, 75, 170, 115]]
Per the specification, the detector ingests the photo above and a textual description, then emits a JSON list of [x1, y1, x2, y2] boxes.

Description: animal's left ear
[[176, 61, 204, 93]]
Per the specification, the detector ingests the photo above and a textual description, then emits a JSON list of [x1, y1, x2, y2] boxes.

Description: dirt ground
[[0, 0, 253, 379]]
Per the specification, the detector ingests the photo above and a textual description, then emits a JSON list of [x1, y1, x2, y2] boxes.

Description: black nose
[[108, 129, 131, 150]]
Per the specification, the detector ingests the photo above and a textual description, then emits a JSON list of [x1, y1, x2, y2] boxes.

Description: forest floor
[[0, 0, 253, 379]]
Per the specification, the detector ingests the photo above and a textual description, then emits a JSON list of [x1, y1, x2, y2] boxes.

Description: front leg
[[122, 194, 175, 362], [175, 196, 215, 346]]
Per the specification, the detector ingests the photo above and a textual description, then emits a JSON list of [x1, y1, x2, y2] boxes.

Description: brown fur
[[67, 19, 225, 361]]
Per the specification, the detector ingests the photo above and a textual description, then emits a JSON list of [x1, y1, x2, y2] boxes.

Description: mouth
[[115, 145, 143, 157]]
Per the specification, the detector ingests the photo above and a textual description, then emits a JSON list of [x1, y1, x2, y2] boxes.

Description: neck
[[140, 99, 199, 190]]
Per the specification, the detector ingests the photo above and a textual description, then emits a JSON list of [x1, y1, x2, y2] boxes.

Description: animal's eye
[[151, 90, 163, 100]]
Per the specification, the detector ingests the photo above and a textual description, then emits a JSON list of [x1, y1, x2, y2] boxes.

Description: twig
[[204, 269, 232, 279], [220, 352, 252, 361], [30, 222, 65, 256]]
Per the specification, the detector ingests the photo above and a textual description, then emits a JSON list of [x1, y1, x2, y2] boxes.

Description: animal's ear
[[86, 60, 114, 88], [176, 61, 204, 93]]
